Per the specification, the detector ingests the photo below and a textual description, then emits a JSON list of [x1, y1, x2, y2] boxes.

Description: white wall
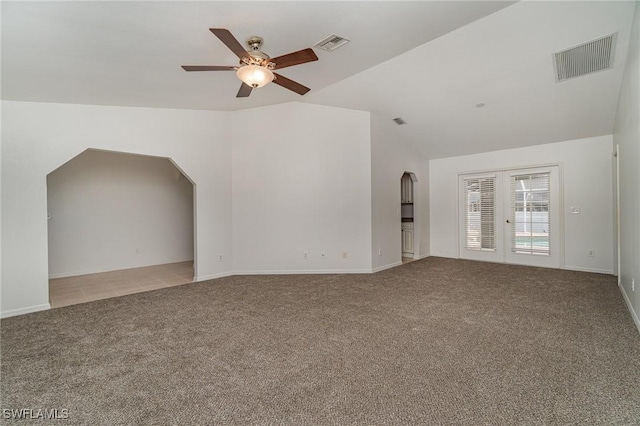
[[430, 136, 615, 274], [0, 103, 3, 313], [1, 100, 382, 317], [47, 149, 194, 278], [1, 101, 233, 317], [231, 103, 373, 273], [370, 113, 429, 271], [613, 1, 640, 331]]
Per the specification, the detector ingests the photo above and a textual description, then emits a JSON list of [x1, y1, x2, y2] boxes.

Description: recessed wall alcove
[[46, 149, 196, 307], [400, 171, 419, 263]]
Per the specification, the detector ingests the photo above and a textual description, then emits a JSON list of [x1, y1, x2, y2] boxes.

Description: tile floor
[[49, 261, 194, 308]]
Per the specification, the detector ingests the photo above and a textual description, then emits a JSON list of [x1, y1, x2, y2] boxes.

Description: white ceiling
[[2, 1, 636, 159], [305, 1, 636, 159]]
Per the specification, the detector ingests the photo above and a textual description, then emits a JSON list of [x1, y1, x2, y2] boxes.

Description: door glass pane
[[510, 173, 550, 255], [464, 177, 496, 251]]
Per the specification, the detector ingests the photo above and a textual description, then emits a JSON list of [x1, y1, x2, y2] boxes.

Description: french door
[[459, 166, 561, 268]]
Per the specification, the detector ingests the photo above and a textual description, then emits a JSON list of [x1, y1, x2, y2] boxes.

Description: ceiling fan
[[182, 28, 319, 98]]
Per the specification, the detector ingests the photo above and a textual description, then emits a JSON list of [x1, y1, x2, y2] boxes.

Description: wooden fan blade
[[236, 83, 253, 98], [270, 48, 318, 70], [272, 73, 311, 95], [209, 28, 249, 60], [182, 65, 236, 72]]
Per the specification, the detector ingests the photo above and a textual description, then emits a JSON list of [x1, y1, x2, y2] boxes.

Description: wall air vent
[[314, 34, 350, 51], [393, 117, 406, 125], [553, 33, 617, 82]]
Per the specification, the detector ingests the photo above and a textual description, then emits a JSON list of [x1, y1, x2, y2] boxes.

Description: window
[[464, 177, 496, 250], [509, 173, 550, 255]]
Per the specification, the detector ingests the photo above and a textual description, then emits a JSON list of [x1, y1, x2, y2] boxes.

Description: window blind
[[509, 173, 550, 255], [464, 177, 496, 251]]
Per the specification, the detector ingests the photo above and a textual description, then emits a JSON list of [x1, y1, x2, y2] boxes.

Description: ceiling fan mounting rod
[[246, 36, 264, 51], [241, 35, 274, 68]]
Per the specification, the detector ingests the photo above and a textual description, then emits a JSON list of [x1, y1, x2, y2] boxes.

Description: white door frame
[[615, 144, 620, 282], [458, 163, 564, 269], [503, 166, 561, 269], [458, 172, 505, 263]]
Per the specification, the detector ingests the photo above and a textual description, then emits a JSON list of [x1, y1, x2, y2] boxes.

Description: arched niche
[[401, 171, 419, 262]]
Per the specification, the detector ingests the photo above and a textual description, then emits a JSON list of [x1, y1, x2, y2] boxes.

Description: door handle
[[506, 219, 511, 223]]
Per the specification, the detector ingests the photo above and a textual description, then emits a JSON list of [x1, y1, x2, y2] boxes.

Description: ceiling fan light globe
[[236, 64, 274, 89]]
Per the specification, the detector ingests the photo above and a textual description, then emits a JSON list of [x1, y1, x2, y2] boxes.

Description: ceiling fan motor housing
[[241, 36, 274, 69]]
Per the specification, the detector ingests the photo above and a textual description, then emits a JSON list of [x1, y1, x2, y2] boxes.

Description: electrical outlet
[[378, 249, 383, 257], [304, 252, 308, 259], [218, 254, 223, 261], [632, 278, 635, 292], [342, 252, 348, 259], [588, 250, 595, 257]]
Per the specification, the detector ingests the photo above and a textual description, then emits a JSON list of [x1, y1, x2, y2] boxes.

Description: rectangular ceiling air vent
[[553, 33, 617, 82], [314, 34, 350, 51], [393, 117, 406, 125]]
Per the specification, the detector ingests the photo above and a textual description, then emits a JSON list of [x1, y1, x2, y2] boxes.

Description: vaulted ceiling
[[2, 1, 636, 159]]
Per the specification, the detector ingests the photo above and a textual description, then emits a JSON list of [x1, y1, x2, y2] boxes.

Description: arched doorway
[[401, 172, 418, 264], [46, 149, 196, 307]]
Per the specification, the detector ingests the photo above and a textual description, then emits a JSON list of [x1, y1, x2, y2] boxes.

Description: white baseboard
[[1, 303, 51, 319], [49, 271, 88, 279], [415, 253, 431, 260], [562, 266, 615, 275], [194, 272, 234, 282], [428, 252, 458, 259], [619, 283, 640, 335], [372, 261, 403, 273], [232, 268, 372, 275], [197, 262, 420, 278]]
